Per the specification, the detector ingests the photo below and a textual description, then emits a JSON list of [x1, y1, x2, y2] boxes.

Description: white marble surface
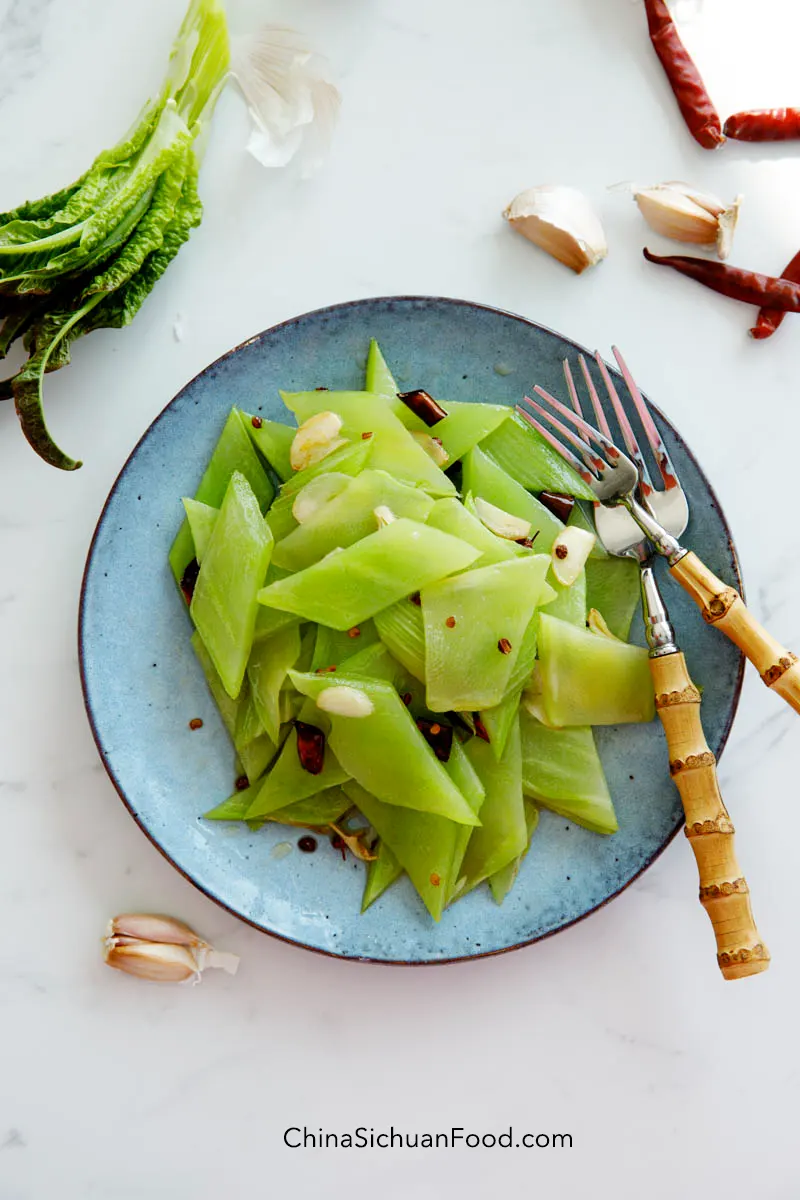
[[1, 1, 800, 1196]]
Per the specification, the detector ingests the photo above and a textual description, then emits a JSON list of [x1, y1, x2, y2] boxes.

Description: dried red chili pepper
[[751, 248, 800, 340], [538, 491, 575, 523], [643, 0, 724, 150], [724, 109, 800, 142], [295, 721, 326, 775], [396, 390, 448, 427], [473, 714, 490, 743], [643, 249, 800, 311]]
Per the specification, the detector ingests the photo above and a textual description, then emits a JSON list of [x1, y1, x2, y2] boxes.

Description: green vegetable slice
[[461, 447, 565, 552], [257, 518, 480, 630], [520, 712, 617, 834], [455, 718, 527, 894], [364, 339, 398, 396], [479, 411, 596, 501], [190, 472, 274, 699], [538, 613, 654, 727], [489, 800, 540, 905], [361, 840, 404, 911]]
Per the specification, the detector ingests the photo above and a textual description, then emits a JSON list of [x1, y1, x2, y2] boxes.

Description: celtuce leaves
[[0, 0, 230, 469]]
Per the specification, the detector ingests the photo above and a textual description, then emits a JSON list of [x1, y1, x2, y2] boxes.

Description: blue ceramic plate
[[79, 297, 743, 964]]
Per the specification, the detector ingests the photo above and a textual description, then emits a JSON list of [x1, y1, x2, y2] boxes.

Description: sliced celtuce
[[520, 710, 617, 835], [257, 518, 480, 630], [456, 717, 527, 893], [291, 472, 351, 524], [361, 839, 404, 911], [274, 470, 433, 572], [426, 497, 518, 568], [503, 185, 607, 274], [182, 497, 218, 563], [585, 554, 642, 642], [632, 181, 741, 260], [462, 447, 564, 553], [246, 700, 350, 819], [169, 408, 275, 586], [290, 672, 481, 826], [551, 526, 596, 586], [538, 613, 654, 727], [478, 412, 596, 501], [190, 471, 274, 699], [422, 555, 552, 711], [289, 410, 347, 471]]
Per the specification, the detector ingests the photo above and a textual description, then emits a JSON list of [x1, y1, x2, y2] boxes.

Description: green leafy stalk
[[2, 0, 229, 468]]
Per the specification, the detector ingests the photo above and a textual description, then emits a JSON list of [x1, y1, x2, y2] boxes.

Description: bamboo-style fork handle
[[671, 552, 800, 714], [650, 650, 769, 980]]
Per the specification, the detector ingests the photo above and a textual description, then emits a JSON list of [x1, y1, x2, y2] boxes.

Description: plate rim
[[78, 294, 745, 966]]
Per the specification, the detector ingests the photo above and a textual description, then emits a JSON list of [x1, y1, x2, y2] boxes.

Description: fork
[[519, 353, 769, 980], [525, 363, 800, 716]]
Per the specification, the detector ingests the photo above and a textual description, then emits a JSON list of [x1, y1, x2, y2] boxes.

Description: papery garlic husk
[[551, 526, 596, 585], [632, 182, 741, 260], [103, 913, 240, 985], [503, 186, 608, 274]]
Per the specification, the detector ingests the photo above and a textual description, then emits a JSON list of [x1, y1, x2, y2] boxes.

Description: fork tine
[[562, 360, 585, 419], [515, 404, 595, 484], [612, 346, 680, 492], [576, 355, 613, 441], [531, 382, 623, 467], [592, 353, 655, 501], [521, 394, 607, 479]]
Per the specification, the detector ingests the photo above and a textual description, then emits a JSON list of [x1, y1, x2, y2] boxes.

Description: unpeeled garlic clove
[[290, 411, 347, 471], [103, 913, 240, 985], [551, 526, 596, 586], [104, 939, 202, 984], [473, 496, 531, 541], [632, 182, 741, 260], [503, 185, 608, 275]]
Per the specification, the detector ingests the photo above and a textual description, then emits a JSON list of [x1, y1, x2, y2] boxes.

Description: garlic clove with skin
[[103, 914, 239, 985], [504, 186, 608, 274], [632, 182, 741, 260]]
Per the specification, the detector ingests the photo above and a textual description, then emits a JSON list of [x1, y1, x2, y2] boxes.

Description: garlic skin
[[632, 182, 741, 260], [551, 526, 596, 586], [504, 186, 608, 274], [103, 914, 239, 985], [229, 27, 341, 177], [290, 411, 346, 471]]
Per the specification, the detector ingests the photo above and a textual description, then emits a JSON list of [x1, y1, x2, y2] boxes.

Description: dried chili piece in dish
[[751, 248, 800, 339]]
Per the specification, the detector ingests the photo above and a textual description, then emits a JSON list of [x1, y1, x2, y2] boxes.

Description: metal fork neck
[[640, 562, 678, 657], [624, 493, 687, 566]]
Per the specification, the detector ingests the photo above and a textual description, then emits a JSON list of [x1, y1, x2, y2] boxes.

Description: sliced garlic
[[587, 608, 621, 641], [411, 431, 449, 466], [503, 185, 608, 275], [103, 913, 240, 985], [292, 472, 350, 523], [551, 526, 596, 586], [373, 505, 396, 528], [289, 410, 347, 471], [316, 685, 374, 717], [329, 823, 378, 862], [632, 182, 741, 260], [473, 496, 531, 541]]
